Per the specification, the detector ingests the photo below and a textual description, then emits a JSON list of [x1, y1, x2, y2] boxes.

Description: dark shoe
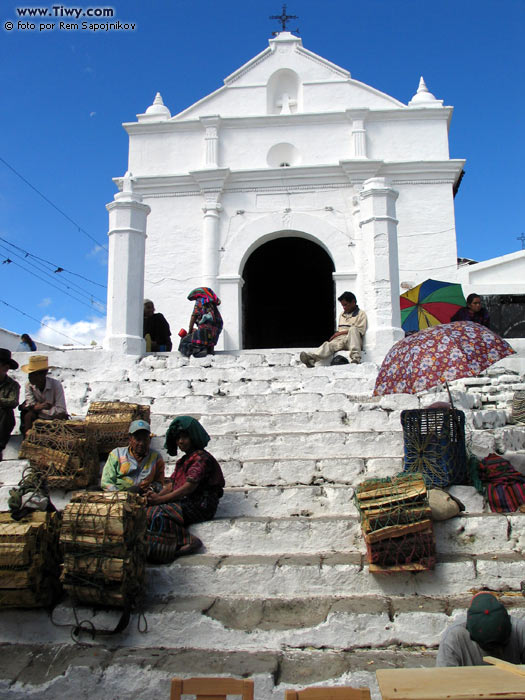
[[300, 352, 315, 368], [193, 349, 208, 358], [176, 537, 203, 557]]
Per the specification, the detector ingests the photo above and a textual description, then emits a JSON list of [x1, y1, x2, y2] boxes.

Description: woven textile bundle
[[354, 473, 435, 574], [19, 420, 99, 489], [479, 453, 525, 513], [60, 491, 146, 608], [401, 408, 467, 488], [0, 511, 61, 608], [512, 390, 525, 425], [85, 402, 151, 458]]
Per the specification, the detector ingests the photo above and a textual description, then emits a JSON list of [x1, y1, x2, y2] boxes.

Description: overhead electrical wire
[[0, 155, 108, 251], [1, 257, 104, 313], [0, 235, 107, 289], [0, 299, 90, 346], [0, 243, 106, 308]]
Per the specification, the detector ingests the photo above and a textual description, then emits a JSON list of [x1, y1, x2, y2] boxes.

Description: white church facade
[[105, 31, 466, 359]]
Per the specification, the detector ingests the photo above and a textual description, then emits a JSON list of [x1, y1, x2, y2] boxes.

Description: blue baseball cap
[[129, 420, 151, 434]]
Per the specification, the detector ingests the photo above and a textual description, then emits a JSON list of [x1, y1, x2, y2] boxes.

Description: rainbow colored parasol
[[400, 279, 465, 332]]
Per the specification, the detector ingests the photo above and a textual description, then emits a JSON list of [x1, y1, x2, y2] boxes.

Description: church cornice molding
[[295, 46, 351, 78], [123, 106, 453, 136], [125, 160, 464, 199], [223, 48, 273, 85]]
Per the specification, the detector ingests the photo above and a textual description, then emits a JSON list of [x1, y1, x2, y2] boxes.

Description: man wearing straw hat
[[19, 355, 68, 436], [0, 349, 20, 461]]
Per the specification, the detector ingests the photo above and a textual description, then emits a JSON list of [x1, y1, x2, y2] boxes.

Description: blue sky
[[0, 0, 523, 345]]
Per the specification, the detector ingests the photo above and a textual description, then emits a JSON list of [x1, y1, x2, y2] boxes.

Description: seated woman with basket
[[145, 416, 224, 563]]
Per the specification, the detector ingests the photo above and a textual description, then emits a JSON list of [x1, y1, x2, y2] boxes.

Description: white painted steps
[[0, 348, 524, 699]]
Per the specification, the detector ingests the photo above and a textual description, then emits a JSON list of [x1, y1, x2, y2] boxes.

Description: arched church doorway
[[242, 236, 335, 349]]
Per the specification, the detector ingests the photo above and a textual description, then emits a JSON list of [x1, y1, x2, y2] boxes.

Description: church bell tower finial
[[269, 4, 299, 36]]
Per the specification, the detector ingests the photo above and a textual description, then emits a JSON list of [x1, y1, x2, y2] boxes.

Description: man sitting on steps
[[300, 291, 367, 367], [436, 592, 525, 666]]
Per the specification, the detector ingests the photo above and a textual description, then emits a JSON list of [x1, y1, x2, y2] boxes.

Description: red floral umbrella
[[374, 321, 515, 396]]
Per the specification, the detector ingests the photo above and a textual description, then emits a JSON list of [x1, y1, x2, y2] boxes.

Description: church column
[[358, 177, 404, 361], [202, 195, 222, 289], [200, 116, 220, 168], [104, 172, 150, 355]]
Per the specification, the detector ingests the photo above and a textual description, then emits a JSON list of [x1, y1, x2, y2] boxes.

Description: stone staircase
[[0, 348, 524, 700]]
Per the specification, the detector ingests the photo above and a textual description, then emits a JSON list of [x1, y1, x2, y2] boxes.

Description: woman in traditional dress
[[145, 416, 225, 563], [451, 293, 490, 328], [179, 287, 223, 358]]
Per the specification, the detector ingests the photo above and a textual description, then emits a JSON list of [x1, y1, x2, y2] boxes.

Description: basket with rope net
[[59, 491, 146, 608], [0, 510, 61, 608], [18, 419, 99, 490], [354, 472, 436, 574], [401, 408, 467, 489], [85, 402, 151, 458]]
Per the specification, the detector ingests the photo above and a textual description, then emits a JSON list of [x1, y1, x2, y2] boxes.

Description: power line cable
[[1, 258, 104, 313], [0, 235, 107, 289], [0, 155, 108, 251], [0, 243, 106, 306], [0, 298, 90, 346]]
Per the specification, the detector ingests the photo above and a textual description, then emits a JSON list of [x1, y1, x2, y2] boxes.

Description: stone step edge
[[163, 551, 525, 569], [0, 642, 437, 690], [140, 593, 525, 618]]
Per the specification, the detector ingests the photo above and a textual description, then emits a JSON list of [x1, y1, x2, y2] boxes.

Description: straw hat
[[21, 355, 49, 374]]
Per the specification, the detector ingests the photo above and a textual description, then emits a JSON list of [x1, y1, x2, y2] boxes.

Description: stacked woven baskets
[[0, 511, 61, 607], [85, 402, 151, 458], [355, 473, 436, 574], [60, 491, 146, 608], [19, 419, 99, 489]]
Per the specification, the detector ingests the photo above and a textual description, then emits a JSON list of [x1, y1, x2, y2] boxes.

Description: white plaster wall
[[368, 118, 450, 161], [127, 115, 451, 176], [127, 129, 203, 176], [395, 183, 458, 287], [219, 122, 353, 169], [301, 81, 403, 111]]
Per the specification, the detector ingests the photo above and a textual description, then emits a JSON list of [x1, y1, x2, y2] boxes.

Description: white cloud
[[35, 315, 106, 347], [39, 297, 52, 308], [89, 111, 96, 118], [87, 245, 108, 266]]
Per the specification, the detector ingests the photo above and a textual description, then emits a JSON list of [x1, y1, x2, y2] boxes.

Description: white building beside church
[[105, 31, 467, 358]]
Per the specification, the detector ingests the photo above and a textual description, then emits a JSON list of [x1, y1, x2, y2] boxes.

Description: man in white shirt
[[300, 291, 367, 367], [19, 355, 67, 436]]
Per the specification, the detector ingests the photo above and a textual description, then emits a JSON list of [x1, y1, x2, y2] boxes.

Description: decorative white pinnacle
[[408, 76, 443, 107], [144, 92, 171, 119]]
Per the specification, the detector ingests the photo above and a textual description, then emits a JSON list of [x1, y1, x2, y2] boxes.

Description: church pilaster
[[202, 197, 222, 289], [358, 177, 403, 361], [200, 116, 221, 168], [104, 172, 150, 355], [345, 110, 368, 159], [190, 168, 230, 293]]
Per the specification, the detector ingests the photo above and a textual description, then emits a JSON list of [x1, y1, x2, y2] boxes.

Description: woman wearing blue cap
[[145, 415, 225, 562]]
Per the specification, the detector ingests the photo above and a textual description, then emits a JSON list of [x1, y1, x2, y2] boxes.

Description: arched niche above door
[[267, 68, 302, 115]]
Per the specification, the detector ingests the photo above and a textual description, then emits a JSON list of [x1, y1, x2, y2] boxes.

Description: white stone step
[[221, 456, 402, 487], [147, 552, 524, 600], [151, 430, 404, 462], [188, 512, 523, 557], [149, 407, 401, 437]]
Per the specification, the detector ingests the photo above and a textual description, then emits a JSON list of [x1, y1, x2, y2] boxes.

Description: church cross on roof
[[269, 4, 299, 34]]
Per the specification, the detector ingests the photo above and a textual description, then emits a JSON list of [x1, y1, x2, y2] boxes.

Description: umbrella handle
[[444, 380, 456, 410]]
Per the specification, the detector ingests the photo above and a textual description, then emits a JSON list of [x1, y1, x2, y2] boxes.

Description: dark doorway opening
[[242, 236, 335, 349]]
